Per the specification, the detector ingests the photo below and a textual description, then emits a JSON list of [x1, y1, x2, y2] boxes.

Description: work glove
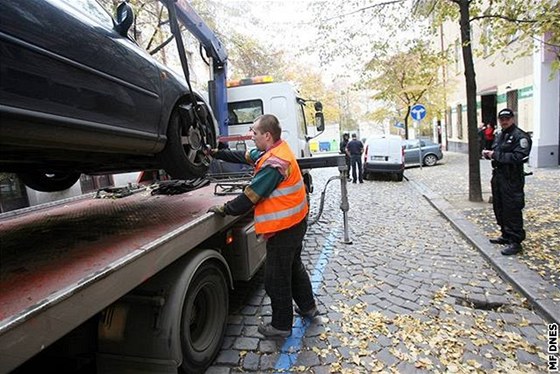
[[207, 204, 226, 217]]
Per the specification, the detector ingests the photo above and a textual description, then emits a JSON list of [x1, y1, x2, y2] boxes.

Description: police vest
[[254, 141, 308, 234]]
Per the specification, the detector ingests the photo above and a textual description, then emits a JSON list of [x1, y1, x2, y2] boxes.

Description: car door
[[404, 142, 416, 164], [0, 0, 163, 149]]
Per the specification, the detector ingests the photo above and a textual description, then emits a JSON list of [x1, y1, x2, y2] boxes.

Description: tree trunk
[[458, 0, 483, 202], [404, 106, 411, 139]]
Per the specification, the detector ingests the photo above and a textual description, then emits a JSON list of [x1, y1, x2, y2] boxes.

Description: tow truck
[[0, 1, 350, 373]]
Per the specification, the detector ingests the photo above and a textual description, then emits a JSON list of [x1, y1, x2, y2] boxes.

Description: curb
[[407, 178, 560, 325]]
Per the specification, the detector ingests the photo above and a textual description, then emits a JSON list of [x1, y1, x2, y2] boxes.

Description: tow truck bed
[[0, 184, 239, 371]]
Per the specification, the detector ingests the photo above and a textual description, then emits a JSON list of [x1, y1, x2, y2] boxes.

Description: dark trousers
[[491, 173, 526, 243], [265, 219, 315, 330], [350, 154, 363, 182]]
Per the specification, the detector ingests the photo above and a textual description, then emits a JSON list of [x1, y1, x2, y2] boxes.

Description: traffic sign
[[411, 104, 427, 121]]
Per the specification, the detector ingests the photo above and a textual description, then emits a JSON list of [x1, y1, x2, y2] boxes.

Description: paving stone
[[377, 347, 399, 367], [242, 351, 260, 371], [233, 337, 259, 350], [205, 367, 231, 374], [295, 350, 321, 367], [312, 366, 332, 374], [259, 353, 279, 370], [225, 324, 243, 336], [215, 350, 240, 365]]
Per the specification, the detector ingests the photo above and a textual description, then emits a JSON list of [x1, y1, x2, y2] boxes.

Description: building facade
[[440, 19, 559, 167]]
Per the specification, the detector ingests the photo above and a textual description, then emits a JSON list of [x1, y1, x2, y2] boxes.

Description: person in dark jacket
[[482, 108, 532, 255], [345, 133, 364, 183]]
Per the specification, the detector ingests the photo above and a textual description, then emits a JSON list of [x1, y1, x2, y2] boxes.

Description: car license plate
[[372, 156, 385, 161]]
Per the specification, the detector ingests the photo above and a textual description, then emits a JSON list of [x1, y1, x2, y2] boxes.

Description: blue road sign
[[411, 104, 427, 121]]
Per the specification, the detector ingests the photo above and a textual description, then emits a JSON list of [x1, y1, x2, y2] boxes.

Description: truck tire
[[18, 171, 81, 192], [179, 261, 228, 373], [160, 102, 216, 179]]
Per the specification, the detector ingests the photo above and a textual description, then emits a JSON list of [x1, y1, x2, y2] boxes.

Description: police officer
[[482, 108, 532, 255], [346, 133, 364, 183]]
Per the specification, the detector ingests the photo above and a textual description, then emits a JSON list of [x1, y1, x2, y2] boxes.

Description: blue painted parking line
[[274, 230, 338, 371]]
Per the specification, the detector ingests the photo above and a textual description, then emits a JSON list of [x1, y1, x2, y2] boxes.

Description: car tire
[[160, 102, 216, 179], [179, 261, 228, 374], [395, 172, 404, 182], [423, 154, 438, 166], [18, 171, 81, 192]]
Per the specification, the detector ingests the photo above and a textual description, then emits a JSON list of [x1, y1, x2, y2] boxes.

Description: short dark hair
[[351, 133, 357, 138], [254, 114, 282, 141]]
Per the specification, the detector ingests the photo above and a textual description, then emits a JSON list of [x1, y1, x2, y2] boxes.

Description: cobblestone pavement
[[206, 164, 552, 373], [405, 152, 560, 324], [405, 152, 560, 290]]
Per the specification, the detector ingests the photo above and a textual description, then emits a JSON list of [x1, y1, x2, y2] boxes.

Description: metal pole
[[339, 162, 352, 244]]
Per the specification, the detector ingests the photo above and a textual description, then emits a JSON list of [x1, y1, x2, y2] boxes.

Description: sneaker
[[295, 305, 319, 319], [258, 323, 291, 337], [489, 236, 509, 245], [501, 243, 522, 256]]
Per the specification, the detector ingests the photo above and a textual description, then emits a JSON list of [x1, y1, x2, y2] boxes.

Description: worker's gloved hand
[[207, 204, 226, 217], [203, 145, 217, 157]]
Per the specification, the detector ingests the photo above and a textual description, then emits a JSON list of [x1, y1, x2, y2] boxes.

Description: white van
[[363, 135, 405, 181]]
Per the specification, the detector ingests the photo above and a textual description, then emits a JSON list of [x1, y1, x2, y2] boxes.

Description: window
[[296, 101, 308, 137], [227, 100, 264, 125], [59, 0, 114, 29]]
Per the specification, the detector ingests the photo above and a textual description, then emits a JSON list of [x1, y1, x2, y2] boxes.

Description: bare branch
[[321, 0, 406, 22], [470, 14, 537, 24]]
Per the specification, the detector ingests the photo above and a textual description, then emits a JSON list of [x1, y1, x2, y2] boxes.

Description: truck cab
[[225, 77, 313, 159]]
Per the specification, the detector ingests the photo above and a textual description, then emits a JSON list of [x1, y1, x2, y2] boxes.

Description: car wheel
[[423, 154, 438, 166], [160, 102, 216, 179], [395, 172, 404, 182], [18, 171, 81, 192]]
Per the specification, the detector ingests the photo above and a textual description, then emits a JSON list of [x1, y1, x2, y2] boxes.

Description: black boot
[[501, 243, 522, 256]]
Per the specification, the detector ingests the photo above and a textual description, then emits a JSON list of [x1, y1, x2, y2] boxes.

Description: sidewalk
[[405, 152, 560, 324]]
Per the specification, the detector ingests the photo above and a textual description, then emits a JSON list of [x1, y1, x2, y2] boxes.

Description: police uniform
[[490, 117, 532, 251]]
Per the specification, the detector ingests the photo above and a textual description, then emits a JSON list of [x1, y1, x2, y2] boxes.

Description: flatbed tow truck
[[0, 155, 348, 373], [0, 1, 351, 372]]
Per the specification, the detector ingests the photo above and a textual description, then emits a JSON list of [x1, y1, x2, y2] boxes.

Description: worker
[[207, 114, 318, 337]]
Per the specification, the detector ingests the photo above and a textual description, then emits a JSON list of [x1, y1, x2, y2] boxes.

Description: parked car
[[402, 139, 443, 166], [0, 0, 217, 192], [363, 135, 405, 181]]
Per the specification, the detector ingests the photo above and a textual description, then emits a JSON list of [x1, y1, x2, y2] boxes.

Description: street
[[207, 153, 555, 373]]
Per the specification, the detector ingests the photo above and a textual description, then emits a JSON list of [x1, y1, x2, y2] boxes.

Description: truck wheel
[[160, 102, 216, 179], [179, 262, 228, 373], [18, 171, 80, 192]]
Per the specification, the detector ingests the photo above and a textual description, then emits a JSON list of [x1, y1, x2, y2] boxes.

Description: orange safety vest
[[254, 141, 308, 235]]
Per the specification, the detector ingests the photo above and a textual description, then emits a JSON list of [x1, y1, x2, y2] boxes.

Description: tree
[[415, 0, 560, 202], [362, 40, 449, 139], [313, 0, 559, 202]]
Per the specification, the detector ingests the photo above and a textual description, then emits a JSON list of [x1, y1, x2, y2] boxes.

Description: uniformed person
[[482, 108, 532, 255], [207, 114, 317, 337], [346, 133, 364, 183]]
